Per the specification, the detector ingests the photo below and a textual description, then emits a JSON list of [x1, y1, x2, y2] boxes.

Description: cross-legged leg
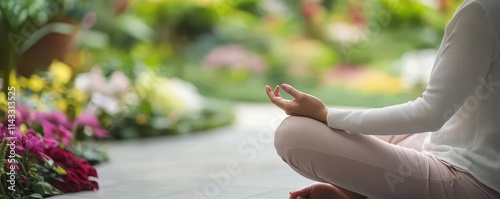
[[375, 133, 428, 152], [275, 116, 497, 199]]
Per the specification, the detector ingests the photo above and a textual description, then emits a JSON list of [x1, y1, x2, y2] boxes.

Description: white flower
[[90, 92, 120, 115], [75, 66, 133, 115], [136, 72, 205, 117], [107, 71, 132, 97], [75, 66, 106, 93], [170, 78, 204, 113]]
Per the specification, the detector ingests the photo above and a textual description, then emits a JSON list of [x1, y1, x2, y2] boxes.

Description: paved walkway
[[51, 103, 314, 199]]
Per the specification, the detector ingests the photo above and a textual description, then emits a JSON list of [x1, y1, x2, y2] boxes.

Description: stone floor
[[51, 103, 314, 199]]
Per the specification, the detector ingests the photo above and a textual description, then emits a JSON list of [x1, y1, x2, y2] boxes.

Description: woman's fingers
[[281, 84, 303, 99], [289, 185, 311, 199], [266, 85, 276, 99], [274, 85, 281, 97], [265, 85, 275, 101], [265, 85, 288, 109]]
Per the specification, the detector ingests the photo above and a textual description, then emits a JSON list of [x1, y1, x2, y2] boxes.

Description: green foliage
[[81, 0, 459, 108], [0, 0, 93, 99], [71, 141, 109, 165], [1, 153, 63, 199], [107, 81, 236, 139], [0, 139, 7, 173], [0, 0, 65, 31]]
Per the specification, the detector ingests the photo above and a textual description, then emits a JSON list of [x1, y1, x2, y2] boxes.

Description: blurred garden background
[[0, 0, 463, 198]]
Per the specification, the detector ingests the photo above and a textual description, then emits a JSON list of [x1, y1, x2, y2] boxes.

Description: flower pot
[[16, 18, 79, 77]]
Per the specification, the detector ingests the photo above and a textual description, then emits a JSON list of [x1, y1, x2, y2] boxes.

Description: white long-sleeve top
[[327, 0, 500, 193]]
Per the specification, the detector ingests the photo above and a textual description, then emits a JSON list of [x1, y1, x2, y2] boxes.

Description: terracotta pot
[[16, 18, 79, 77]]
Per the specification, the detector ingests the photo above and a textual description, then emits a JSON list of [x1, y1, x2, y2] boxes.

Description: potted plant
[[0, 0, 86, 99]]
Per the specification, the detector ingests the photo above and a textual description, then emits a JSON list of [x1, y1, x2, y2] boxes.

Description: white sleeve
[[326, 0, 499, 135]]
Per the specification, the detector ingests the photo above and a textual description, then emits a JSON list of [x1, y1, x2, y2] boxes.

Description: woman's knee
[[274, 116, 323, 158]]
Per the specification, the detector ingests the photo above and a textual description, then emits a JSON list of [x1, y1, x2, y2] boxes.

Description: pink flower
[[52, 111, 71, 128], [91, 128, 108, 138], [15, 105, 30, 123], [73, 113, 108, 138], [1, 126, 26, 154], [74, 113, 99, 127], [25, 129, 44, 155], [58, 125, 73, 146], [0, 125, 7, 140], [24, 129, 51, 160], [2, 115, 22, 127], [202, 44, 266, 73], [41, 121, 73, 147], [34, 111, 71, 129], [43, 137, 60, 149]]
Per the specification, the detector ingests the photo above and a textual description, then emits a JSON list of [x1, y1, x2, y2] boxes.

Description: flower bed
[[0, 106, 107, 198], [0, 59, 235, 198]]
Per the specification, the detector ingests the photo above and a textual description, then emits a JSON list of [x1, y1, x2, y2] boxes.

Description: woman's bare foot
[[289, 183, 365, 199]]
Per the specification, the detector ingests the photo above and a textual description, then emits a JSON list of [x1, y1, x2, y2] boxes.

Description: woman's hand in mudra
[[266, 84, 329, 123]]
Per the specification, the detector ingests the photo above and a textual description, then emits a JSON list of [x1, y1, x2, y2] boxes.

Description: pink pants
[[274, 116, 500, 199]]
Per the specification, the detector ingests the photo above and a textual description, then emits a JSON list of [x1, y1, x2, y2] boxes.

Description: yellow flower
[[0, 92, 7, 112], [25, 75, 46, 92], [20, 124, 28, 134], [54, 99, 68, 113], [69, 88, 87, 103], [355, 71, 405, 94], [49, 60, 72, 84]]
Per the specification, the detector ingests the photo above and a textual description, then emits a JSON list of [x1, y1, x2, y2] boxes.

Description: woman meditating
[[265, 0, 500, 198]]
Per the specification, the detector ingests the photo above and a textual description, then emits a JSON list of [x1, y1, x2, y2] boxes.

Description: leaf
[[55, 165, 67, 175], [32, 181, 62, 196], [32, 182, 46, 195], [28, 193, 43, 199], [0, 139, 7, 173], [44, 159, 54, 168]]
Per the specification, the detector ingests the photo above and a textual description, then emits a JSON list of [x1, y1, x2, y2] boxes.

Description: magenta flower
[[41, 121, 73, 146], [52, 111, 71, 128], [16, 105, 30, 123], [43, 137, 60, 149], [74, 113, 99, 127], [1, 126, 26, 154], [33, 110, 71, 129], [0, 125, 7, 140], [57, 125, 73, 145], [42, 121, 57, 137], [91, 128, 108, 138], [2, 115, 22, 127], [73, 113, 108, 138], [24, 129, 44, 155]]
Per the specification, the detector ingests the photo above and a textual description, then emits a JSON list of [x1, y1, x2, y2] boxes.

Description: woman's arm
[[327, 0, 499, 135], [266, 0, 499, 135]]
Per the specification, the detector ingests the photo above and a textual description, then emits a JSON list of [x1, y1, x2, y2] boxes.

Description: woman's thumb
[[289, 185, 310, 199], [281, 83, 303, 98]]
